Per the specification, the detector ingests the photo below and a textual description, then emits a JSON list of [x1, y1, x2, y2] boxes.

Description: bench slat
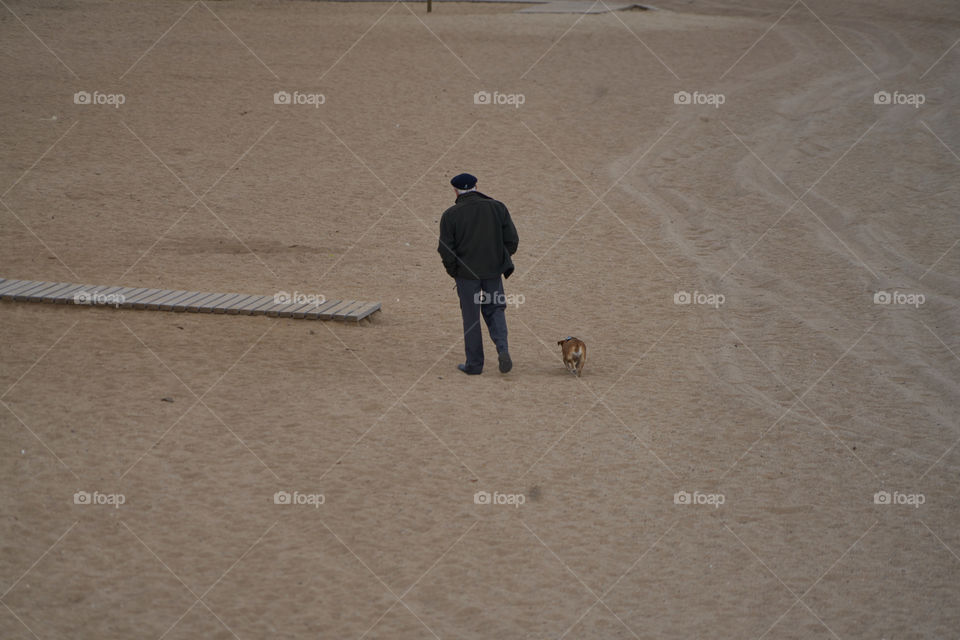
[[213, 294, 255, 313], [49, 284, 89, 303], [344, 301, 381, 321], [24, 282, 72, 302], [194, 292, 238, 313], [183, 292, 221, 312], [33, 282, 76, 302], [11, 281, 54, 300], [0, 279, 30, 296]]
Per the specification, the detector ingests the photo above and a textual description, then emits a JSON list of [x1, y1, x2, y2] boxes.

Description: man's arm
[[501, 205, 519, 256], [437, 212, 459, 277]]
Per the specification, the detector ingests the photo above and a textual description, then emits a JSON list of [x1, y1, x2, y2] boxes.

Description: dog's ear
[[557, 340, 564, 346]]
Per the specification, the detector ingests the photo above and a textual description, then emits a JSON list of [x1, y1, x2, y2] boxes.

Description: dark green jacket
[[438, 191, 519, 280]]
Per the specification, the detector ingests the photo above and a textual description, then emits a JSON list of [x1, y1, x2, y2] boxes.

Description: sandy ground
[[1, 0, 959, 638]]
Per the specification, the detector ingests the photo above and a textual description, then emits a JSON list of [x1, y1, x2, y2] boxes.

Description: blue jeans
[[455, 276, 509, 373]]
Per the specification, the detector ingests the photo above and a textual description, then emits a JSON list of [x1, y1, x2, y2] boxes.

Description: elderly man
[[438, 173, 519, 375]]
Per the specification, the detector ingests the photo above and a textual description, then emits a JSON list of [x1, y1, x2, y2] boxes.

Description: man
[[438, 173, 519, 375]]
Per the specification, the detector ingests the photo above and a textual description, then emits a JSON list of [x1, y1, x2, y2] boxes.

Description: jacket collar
[[455, 191, 489, 204]]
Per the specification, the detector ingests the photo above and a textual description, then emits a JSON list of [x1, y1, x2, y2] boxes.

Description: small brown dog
[[557, 337, 587, 377]]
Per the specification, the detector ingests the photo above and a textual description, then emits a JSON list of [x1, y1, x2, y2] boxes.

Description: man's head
[[451, 172, 477, 196]]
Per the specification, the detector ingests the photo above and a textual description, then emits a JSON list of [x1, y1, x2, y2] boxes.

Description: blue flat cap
[[450, 173, 477, 190]]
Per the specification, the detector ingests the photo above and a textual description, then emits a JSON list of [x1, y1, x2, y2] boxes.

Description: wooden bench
[[0, 278, 380, 323]]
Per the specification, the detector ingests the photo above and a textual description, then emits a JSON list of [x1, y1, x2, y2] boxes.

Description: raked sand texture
[[1, 1, 958, 638]]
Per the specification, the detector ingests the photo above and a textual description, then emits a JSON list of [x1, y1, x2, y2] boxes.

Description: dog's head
[[558, 336, 574, 346]]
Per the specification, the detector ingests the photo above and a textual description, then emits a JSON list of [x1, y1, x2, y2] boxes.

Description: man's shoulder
[[478, 192, 509, 211], [441, 202, 462, 219], [465, 192, 506, 210], [473, 191, 499, 203], [443, 192, 506, 217]]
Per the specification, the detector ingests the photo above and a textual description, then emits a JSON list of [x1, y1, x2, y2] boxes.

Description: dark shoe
[[457, 364, 482, 375], [498, 351, 512, 373]]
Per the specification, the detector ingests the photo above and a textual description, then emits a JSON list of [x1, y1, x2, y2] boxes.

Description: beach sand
[[1, 0, 958, 637]]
